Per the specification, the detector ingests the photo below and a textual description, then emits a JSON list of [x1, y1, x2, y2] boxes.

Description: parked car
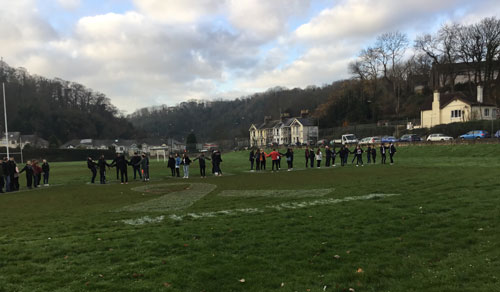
[[427, 133, 453, 141], [359, 136, 381, 145], [495, 130, 500, 138], [459, 130, 490, 140], [332, 134, 359, 145], [317, 139, 328, 146], [381, 136, 398, 143], [399, 134, 422, 142]]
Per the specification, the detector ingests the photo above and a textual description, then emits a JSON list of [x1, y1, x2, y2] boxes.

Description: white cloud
[[56, 0, 81, 10], [133, 0, 222, 23]]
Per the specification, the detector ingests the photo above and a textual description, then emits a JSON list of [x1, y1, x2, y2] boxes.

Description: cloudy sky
[[1, 0, 498, 113]]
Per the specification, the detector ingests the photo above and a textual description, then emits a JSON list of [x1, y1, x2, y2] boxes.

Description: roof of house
[[20, 135, 49, 147], [292, 118, 316, 127], [258, 120, 280, 130], [421, 91, 497, 111]]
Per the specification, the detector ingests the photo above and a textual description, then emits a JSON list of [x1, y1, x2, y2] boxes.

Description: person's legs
[[176, 167, 180, 177], [390, 154, 394, 164], [91, 169, 96, 183], [250, 160, 254, 170], [0, 175, 3, 192], [256, 160, 260, 171], [310, 159, 314, 168], [317, 160, 320, 168], [100, 170, 106, 184], [305, 157, 309, 168], [262, 161, 266, 170], [116, 167, 119, 180]]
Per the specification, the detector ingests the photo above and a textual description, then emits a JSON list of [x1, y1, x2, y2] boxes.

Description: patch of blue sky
[[37, 0, 135, 36]]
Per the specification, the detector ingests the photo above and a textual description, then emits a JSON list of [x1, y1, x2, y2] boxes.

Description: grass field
[[1, 144, 500, 291]]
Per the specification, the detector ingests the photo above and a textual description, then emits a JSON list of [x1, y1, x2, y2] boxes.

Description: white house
[[420, 86, 498, 128], [249, 110, 318, 147]]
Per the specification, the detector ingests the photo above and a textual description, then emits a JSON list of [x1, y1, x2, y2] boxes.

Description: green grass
[[1, 144, 500, 291]]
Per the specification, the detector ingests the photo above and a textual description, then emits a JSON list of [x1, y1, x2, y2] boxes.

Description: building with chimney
[[420, 86, 498, 128], [249, 110, 318, 147]]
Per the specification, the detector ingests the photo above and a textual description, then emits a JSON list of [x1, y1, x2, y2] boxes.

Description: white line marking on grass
[[117, 183, 217, 213], [218, 188, 334, 198], [122, 215, 165, 226], [121, 193, 400, 225]]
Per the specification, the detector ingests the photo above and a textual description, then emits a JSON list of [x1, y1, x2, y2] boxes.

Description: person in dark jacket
[[32, 160, 42, 188], [354, 145, 364, 166], [389, 143, 397, 165], [255, 149, 261, 171], [114, 154, 129, 184], [331, 145, 337, 166], [309, 149, 315, 168], [194, 153, 211, 178], [213, 150, 223, 176], [42, 159, 50, 186], [285, 148, 294, 171], [97, 155, 111, 184], [260, 150, 266, 170], [129, 152, 142, 180], [19, 160, 34, 189], [338, 146, 347, 167], [136, 153, 150, 182], [371, 145, 377, 163], [344, 146, 350, 166], [249, 150, 255, 171], [181, 153, 192, 179], [304, 147, 310, 168], [380, 143, 387, 164], [87, 157, 98, 183], [167, 154, 176, 177], [7, 157, 17, 191], [325, 146, 332, 167], [366, 146, 372, 164]]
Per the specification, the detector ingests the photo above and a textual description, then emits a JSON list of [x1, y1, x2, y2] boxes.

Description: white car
[[427, 133, 453, 141], [359, 136, 381, 145]]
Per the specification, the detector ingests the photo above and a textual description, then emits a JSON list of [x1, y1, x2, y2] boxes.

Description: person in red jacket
[[266, 149, 282, 171]]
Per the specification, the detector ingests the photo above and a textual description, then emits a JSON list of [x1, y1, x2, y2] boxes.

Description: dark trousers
[[325, 157, 331, 167], [26, 174, 33, 188], [255, 160, 260, 171], [287, 160, 293, 169], [200, 166, 206, 177], [5, 175, 11, 191], [120, 168, 128, 183], [116, 167, 119, 180], [170, 167, 176, 176], [142, 166, 149, 180], [372, 154, 376, 163], [13, 177, 19, 190], [100, 170, 106, 184], [356, 155, 363, 165], [261, 160, 266, 170], [390, 154, 394, 164], [351, 155, 356, 164], [176, 167, 180, 177], [250, 159, 254, 170], [305, 157, 309, 168], [0, 175, 3, 192], [277, 159, 281, 169], [381, 154, 386, 164], [310, 158, 314, 168], [317, 160, 321, 167], [33, 175, 39, 188], [367, 154, 371, 164], [272, 160, 279, 171], [90, 168, 97, 183], [43, 171, 49, 184], [133, 166, 142, 179]]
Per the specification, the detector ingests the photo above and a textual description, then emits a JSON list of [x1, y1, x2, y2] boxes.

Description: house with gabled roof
[[420, 86, 498, 128], [249, 110, 318, 147]]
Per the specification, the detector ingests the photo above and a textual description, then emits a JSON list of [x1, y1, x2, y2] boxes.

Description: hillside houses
[[0, 132, 49, 149], [61, 138, 186, 155], [249, 110, 318, 147]]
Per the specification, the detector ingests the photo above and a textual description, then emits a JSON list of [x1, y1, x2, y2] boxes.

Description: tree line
[[0, 61, 135, 147]]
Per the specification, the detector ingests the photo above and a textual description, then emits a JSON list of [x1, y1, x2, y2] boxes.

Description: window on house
[[451, 111, 455, 118], [451, 110, 461, 118], [485, 108, 489, 116]]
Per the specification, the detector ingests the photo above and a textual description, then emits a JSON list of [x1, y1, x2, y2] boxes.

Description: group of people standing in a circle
[[166, 150, 223, 179], [249, 143, 397, 171]]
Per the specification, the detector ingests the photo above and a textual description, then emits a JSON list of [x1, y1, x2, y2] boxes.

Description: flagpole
[[1, 57, 9, 158]]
